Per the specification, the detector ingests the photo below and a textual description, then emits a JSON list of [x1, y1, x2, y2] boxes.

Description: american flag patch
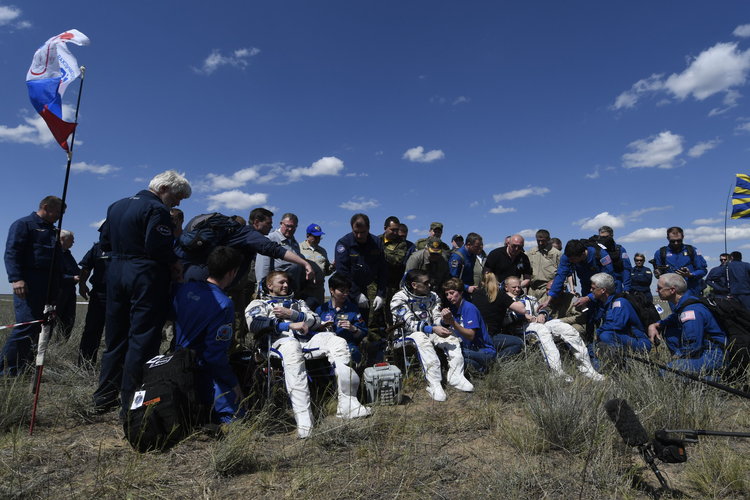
[[600, 255, 612, 266], [613, 300, 621, 308], [680, 310, 696, 322]]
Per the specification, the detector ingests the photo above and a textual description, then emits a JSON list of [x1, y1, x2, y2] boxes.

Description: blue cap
[[306, 223, 324, 236]]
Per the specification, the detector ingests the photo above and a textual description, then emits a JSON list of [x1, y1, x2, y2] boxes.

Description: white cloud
[[0, 5, 20, 25], [405, 215, 417, 220], [70, 161, 120, 175], [627, 206, 672, 219], [685, 225, 750, 243], [577, 212, 626, 231], [206, 190, 268, 211], [89, 219, 105, 229], [612, 42, 750, 109], [585, 166, 600, 179], [518, 229, 536, 239], [687, 139, 720, 158], [287, 156, 344, 181], [493, 186, 550, 202], [193, 47, 260, 75], [469, 201, 479, 208], [692, 217, 721, 225], [735, 120, 750, 134], [709, 89, 741, 116], [734, 24, 750, 38], [612, 74, 664, 110], [203, 167, 261, 190], [402, 146, 445, 163], [619, 227, 667, 243], [488, 205, 517, 214], [622, 131, 684, 169], [452, 96, 470, 105], [339, 197, 379, 211]]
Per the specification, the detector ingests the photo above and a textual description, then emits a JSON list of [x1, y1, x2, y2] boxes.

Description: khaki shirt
[[527, 245, 561, 296], [299, 239, 332, 305]]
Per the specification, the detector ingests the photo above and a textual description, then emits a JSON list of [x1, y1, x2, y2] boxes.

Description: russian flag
[[26, 29, 89, 151]]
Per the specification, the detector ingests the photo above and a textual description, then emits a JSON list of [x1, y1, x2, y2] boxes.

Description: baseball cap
[[306, 223, 324, 236], [430, 222, 444, 231], [427, 237, 443, 253]]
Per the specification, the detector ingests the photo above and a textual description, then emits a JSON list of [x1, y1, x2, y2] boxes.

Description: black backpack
[[585, 235, 624, 273], [179, 213, 243, 260], [674, 297, 750, 380], [617, 292, 660, 330], [123, 349, 205, 452]]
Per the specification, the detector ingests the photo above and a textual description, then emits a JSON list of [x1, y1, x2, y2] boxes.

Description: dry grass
[[0, 298, 748, 498]]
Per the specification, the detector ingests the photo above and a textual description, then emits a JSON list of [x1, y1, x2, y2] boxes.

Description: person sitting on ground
[[503, 276, 602, 381], [590, 272, 651, 363], [390, 269, 474, 401], [173, 246, 245, 424], [440, 278, 497, 374], [647, 273, 726, 375], [315, 273, 372, 366], [246, 271, 371, 438], [471, 272, 527, 359]]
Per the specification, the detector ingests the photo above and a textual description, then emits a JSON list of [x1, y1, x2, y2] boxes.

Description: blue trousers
[[93, 259, 170, 411], [0, 271, 50, 376], [597, 331, 652, 352], [462, 347, 497, 373], [665, 347, 725, 375], [491, 334, 524, 359], [78, 290, 106, 365]]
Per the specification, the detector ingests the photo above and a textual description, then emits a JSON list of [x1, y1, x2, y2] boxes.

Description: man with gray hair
[[590, 272, 650, 361], [647, 273, 726, 374], [255, 212, 304, 292], [56, 229, 80, 341], [93, 170, 192, 415]]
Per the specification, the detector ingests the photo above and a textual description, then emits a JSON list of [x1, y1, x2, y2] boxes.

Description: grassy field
[[0, 295, 748, 499]]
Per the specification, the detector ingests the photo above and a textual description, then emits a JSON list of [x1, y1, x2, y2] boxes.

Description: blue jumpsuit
[[173, 281, 242, 423], [448, 246, 475, 291], [705, 264, 729, 299], [334, 232, 387, 302], [630, 266, 654, 303], [596, 295, 651, 352], [2, 212, 62, 375], [652, 244, 707, 296], [77, 242, 109, 364], [548, 246, 618, 298], [93, 190, 176, 412], [660, 293, 726, 374], [316, 299, 368, 364], [727, 260, 750, 310]]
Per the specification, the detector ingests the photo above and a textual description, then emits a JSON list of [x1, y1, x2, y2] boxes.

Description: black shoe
[[91, 400, 119, 416]]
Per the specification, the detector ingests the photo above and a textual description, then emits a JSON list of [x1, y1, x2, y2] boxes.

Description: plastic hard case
[[363, 363, 403, 405]]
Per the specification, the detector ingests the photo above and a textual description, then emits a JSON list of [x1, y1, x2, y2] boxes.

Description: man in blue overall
[[92, 171, 192, 415], [1, 196, 64, 375]]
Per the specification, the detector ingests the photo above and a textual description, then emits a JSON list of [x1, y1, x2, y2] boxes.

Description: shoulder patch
[[336, 244, 346, 254], [248, 306, 262, 316], [612, 300, 621, 308], [600, 255, 612, 266], [450, 258, 459, 268], [216, 324, 233, 341], [621, 252, 629, 259], [679, 310, 696, 323], [155, 224, 172, 237], [395, 306, 408, 317]]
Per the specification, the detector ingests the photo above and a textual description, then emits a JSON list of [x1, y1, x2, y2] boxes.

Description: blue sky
[[2, 1, 750, 293]]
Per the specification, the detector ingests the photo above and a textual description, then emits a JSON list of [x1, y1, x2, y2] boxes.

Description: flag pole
[[724, 179, 734, 255], [29, 66, 86, 436]]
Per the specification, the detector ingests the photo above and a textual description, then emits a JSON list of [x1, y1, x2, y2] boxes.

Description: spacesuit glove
[[357, 293, 369, 308], [372, 296, 384, 311]]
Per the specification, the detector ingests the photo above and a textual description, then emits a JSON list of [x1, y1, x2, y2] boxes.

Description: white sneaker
[[337, 403, 372, 420], [450, 378, 474, 393], [581, 369, 605, 382], [426, 384, 447, 401]]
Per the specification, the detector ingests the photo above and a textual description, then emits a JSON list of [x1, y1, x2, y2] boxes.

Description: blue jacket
[[549, 246, 616, 298], [334, 232, 387, 298], [316, 299, 367, 345], [99, 189, 175, 264], [630, 265, 653, 294], [727, 260, 750, 296], [60, 249, 80, 291], [448, 246, 475, 290], [653, 244, 707, 295], [5, 212, 62, 284], [173, 281, 238, 390], [613, 244, 633, 292], [78, 242, 109, 294], [660, 293, 726, 358], [705, 264, 729, 296], [596, 294, 648, 343]]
